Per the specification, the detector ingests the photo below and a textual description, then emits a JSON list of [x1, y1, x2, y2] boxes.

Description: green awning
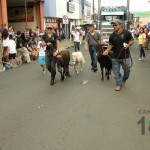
[[133, 12, 150, 17]]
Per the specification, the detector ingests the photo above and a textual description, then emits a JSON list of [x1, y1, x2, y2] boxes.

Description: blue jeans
[[139, 44, 145, 58], [112, 58, 131, 86], [74, 41, 80, 52], [89, 46, 97, 69], [45, 55, 56, 80], [4, 64, 13, 70]]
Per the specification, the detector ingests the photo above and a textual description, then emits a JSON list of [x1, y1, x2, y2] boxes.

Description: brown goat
[[56, 50, 71, 81]]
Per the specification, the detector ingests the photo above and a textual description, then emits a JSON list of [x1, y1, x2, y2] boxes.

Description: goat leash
[[98, 47, 112, 61], [115, 47, 133, 75]]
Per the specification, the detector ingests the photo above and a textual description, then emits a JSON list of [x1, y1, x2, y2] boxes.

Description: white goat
[[72, 51, 85, 74]]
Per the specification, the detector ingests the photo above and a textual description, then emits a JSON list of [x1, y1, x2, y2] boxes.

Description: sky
[[130, 0, 150, 12]]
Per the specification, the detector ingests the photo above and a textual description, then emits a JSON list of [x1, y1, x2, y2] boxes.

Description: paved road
[[0, 41, 150, 150]]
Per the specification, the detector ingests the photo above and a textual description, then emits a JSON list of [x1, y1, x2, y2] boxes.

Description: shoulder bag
[[89, 33, 101, 52]]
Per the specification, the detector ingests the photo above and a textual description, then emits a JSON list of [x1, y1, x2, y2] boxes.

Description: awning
[[80, 20, 93, 25]]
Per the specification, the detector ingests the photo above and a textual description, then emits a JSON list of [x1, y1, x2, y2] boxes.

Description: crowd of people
[[0, 24, 45, 71]]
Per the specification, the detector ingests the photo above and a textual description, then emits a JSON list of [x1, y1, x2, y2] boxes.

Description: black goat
[[96, 45, 112, 81]]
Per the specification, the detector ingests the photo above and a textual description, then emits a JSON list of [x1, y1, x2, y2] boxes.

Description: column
[[36, 1, 44, 32], [0, 0, 8, 27], [39, 1, 44, 31]]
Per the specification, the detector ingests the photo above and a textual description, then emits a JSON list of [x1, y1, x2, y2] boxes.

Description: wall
[[44, 0, 56, 17], [44, 0, 81, 19], [56, 0, 81, 19]]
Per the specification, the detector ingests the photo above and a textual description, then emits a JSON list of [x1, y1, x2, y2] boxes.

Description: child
[[8, 34, 20, 65], [37, 39, 46, 74], [2, 47, 13, 70]]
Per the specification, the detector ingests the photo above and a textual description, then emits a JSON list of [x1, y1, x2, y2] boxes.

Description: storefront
[[0, 0, 44, 31]]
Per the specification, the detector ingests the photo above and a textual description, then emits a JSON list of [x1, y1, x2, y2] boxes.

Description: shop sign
[[45, 18, 57, 23], [67, 2, 75, 13]]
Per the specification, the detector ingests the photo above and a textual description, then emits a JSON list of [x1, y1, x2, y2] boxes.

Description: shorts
[[38, 56, 46, 65], [9, 53, 16, 59]]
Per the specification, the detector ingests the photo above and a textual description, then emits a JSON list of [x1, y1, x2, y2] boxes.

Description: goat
[[72, 51, 85, 74], [96, 45, 112, 81], [56, 50, 71, 81]]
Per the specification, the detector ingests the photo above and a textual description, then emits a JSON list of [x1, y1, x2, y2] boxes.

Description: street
[[0, 40, 150, 150]]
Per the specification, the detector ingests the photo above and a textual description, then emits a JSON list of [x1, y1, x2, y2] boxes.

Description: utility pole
[[25, 0, 28, 28], [97, 0, 101, 30], [127, 0, 130, 29], [93, 0, 94, 20]]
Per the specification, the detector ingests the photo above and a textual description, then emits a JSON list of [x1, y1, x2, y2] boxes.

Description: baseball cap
[[47, 25, 53, 29], [111, 19, 123, 24]]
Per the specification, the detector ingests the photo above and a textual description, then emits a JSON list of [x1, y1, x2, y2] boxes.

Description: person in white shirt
[[37, 39, 46, 74], [2, 28, 9, 47], [8, 34, 19, 64], [71, 28, 80, 52]]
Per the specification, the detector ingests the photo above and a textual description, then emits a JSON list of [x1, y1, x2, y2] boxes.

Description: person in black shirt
[[16, 31, 31, 64], [103, 19, 134, 91], [42, 25, 60, 86]]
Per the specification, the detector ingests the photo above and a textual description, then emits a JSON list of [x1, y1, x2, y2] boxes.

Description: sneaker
[[93, 68, 98, 72], [138, 58, 142, 61], [50, 80, 54, 86], [115, 86, 121, 91], [122, 80, 126, 87], [143, 57, 146, 60]]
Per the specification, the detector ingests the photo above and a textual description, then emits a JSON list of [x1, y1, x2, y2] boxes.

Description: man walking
[[103, 19, 134, 91], [85, 24, 101, 72], [71, 28, 80, 52], [42, 25, 60, 86]]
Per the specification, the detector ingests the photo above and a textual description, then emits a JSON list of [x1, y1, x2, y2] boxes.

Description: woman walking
[[137, 27, 146, 60]]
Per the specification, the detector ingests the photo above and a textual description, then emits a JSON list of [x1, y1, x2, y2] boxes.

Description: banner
[[8, 7, 34, 22]]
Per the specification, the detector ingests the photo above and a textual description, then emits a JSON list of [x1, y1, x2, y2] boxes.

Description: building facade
[[44, 0, 93, 38], [0, 0, 95, 33], [0, 0, 44, 31]]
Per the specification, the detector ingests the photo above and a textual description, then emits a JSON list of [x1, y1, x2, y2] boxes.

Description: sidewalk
[[60, 39, 74, 50], [0, 39, 74, 73]]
